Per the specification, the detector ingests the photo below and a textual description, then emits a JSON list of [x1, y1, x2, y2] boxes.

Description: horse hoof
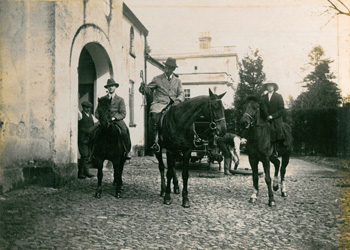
[[174, 187, 180, 194], [163, 196, 172, 205], [182, 199, 190, 208], [281, 192, 288, 197], [95, 193, 101, 199], [116, 193, 122, 199], [269, 201, 276, 207], [160, 191, 165, 197], [249, 198, 256, 204], [273, 184, 279, 191]]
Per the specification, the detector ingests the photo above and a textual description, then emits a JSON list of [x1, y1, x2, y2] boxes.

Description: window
[[129, 27, 135, 57], [129, 80, 136, 127], [184, 89, 191, 100], [194, 66, 198, 70]]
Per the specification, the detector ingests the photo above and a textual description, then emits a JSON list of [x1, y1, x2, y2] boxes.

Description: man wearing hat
[[78, 101, 98, 179], [139, 57, 185, 152], [261, 81, 285, 155], [96, 78, 131, 159]]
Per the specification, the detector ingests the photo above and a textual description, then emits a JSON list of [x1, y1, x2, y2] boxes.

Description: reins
[[193, 98, 226, 147]]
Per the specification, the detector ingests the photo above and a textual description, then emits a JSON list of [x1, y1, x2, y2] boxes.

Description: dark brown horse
[[93, 96, 127, 199], [240, 96, 292, 206], [155, 89, 227, 208]]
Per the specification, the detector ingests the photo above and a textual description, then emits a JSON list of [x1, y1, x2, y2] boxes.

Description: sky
[[125, 0, 350, 102]]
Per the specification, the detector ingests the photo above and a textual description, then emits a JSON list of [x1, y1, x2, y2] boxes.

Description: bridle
[[242, 103, 259, 129], [193, 98, 226, 146], [208, 98, 226, 131]]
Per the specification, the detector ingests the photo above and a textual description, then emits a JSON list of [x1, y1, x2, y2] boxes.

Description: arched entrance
[[78, 42, 113, 111]]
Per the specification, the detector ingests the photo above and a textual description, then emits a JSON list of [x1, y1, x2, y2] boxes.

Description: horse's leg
[[182, 152, 191, 208], [262, 157, 276, 207], [280, 150, 291, 197], [270, 155, 280, 191], [120, 156, 126, 191], [155, 150, 166, 197], [249, 156, 259, 204], [172, 154, 180, 194], [164, 151, 176, 205], [94, 158, 104, 198], [112, 158, 122, 199]]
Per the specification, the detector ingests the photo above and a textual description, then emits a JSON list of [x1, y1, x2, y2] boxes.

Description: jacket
[[140, 73, 184, 113], [261, 92, 285, 140]]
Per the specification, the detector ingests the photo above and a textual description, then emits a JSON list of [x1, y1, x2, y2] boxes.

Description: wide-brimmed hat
[[262, 81, 279, 91], [81, 101, 92, 108], [104, 78, 119, 88], [163, 57, 178, 68]]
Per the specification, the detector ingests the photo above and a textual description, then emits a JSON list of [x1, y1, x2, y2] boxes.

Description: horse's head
[[96, 96, 112, 129], [240, 95, 262, 129], [208, 89, 227, 136]]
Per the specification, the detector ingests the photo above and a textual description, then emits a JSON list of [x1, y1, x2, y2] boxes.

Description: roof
[[123, 3, 149, 36]]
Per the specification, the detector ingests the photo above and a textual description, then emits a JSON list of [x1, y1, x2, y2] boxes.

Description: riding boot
[[78, 160, 86, 179], [82, 157, 94, 178], [224, 158, 233, 175], [121, 131, 132, 160]]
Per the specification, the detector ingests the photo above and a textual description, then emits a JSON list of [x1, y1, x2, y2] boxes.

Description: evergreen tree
[[293, 46, 341, 109], [233, 48, 266, 118]]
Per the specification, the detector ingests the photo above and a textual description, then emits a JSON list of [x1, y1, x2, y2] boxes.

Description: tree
[[293, 46, 341, 109], [326, 0, 350, 16], [230, 49, 266, 132]]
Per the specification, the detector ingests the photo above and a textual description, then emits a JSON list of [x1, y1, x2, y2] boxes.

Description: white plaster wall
[[120, 17, 146, 149], [55, 0, 124, 163], [0, 1, 55, 166]]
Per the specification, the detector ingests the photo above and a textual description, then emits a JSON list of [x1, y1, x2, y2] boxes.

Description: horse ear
[[209, 88, 214, 97], [218, 92, 226, 99]]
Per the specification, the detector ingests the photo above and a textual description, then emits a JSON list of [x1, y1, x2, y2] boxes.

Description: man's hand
[[240, 138, 247, 144], [267, 115, 273, 120]]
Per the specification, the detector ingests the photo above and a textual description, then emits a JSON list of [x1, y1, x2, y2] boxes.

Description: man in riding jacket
[[78, 101, 98, 179], [139, 57, 185, 152], [261, 81, 285, 156], [96, 78, 131, 160]]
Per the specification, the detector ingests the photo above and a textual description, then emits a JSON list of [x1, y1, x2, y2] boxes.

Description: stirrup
[[151, 143, 160, 153]]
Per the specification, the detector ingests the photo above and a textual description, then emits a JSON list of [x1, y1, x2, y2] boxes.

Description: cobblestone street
[[0, 154, 349, 250]]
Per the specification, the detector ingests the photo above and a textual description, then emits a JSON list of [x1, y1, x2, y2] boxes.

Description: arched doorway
[[77, 42, 113, 167], [78, 42, 113, 112]]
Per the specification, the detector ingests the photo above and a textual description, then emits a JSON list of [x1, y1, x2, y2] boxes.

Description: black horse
[[93, 96, 127, 198], [155, 89, 227, 208], [240, 96, 292, 206]]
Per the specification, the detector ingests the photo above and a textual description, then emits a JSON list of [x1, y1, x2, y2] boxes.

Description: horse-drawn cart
[[186, 120, 223, 168]]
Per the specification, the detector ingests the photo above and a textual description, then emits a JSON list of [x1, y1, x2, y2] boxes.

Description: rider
[[261, 81, 285, 157], [96, 78, 132, 160], [139, 57, 185, 152]]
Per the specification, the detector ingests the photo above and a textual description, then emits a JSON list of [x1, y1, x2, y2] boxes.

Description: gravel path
[[0, 155, 348, 250]]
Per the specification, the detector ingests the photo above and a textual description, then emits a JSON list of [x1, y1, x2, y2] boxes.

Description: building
[[0, 0, 149, 193], [152, 32, 240, 109]]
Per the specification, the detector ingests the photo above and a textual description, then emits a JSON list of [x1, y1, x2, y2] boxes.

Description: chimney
[[199, 32, 211, 50]]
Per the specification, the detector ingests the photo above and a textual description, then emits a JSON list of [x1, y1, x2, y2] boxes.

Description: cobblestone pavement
[[0, 154, 349, 250]]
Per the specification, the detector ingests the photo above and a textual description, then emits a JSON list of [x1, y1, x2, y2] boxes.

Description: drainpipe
[[144, 35, 149, 155]]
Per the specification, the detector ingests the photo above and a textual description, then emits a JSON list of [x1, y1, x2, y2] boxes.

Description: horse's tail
[[282, 122, 293, 150]]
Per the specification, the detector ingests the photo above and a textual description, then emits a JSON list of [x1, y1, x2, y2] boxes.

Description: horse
[[240, 96, 292, 206], [92, 96, 127, 199], [155, 89, 227, 208]]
